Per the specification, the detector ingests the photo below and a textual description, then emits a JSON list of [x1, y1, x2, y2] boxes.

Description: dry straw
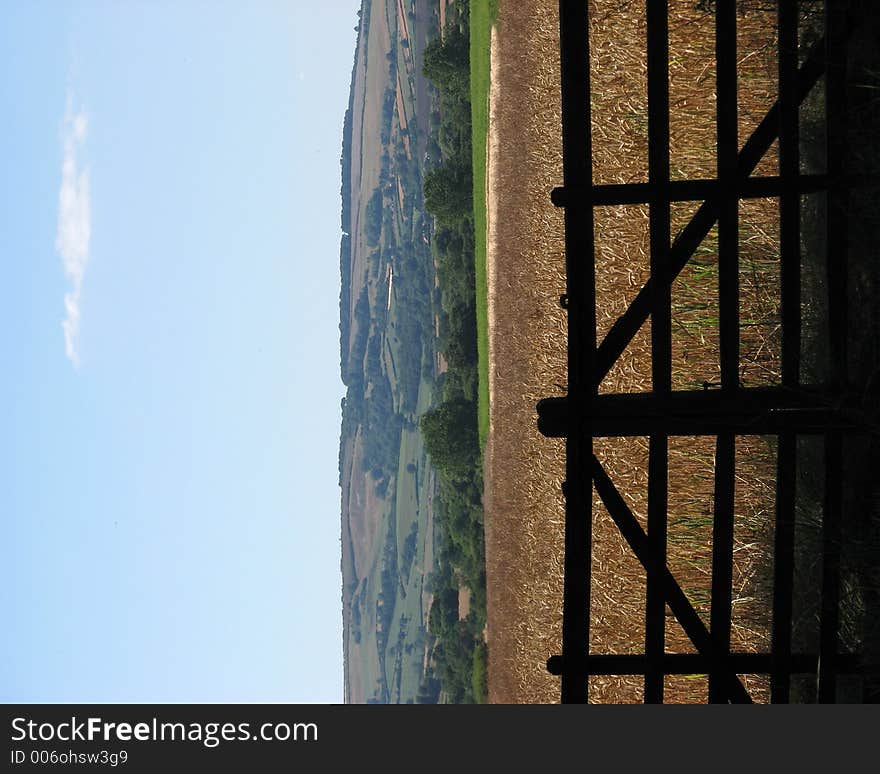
[[485, 0, 786, 703]]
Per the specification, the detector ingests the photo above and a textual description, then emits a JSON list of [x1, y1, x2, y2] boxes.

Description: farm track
[[484, 0, 785, 703]]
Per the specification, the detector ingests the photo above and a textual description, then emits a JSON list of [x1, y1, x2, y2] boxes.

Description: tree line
[[418, 2, 488, 703]]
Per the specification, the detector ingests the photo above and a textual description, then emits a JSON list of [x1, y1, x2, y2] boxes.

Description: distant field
[[348, 0, 394, 334], [388, 367, 437, 701], [342, 0, 445, 704], [470, 0, 495, 446]]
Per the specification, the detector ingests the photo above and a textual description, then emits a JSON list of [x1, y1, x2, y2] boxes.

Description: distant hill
[[338, 0, 443, 705]]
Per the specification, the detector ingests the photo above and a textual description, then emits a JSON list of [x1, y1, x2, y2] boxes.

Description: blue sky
[[2, 0, 360, 702]]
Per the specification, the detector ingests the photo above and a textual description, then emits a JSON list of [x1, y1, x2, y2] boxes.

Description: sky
[[1, 0, 361, 702]]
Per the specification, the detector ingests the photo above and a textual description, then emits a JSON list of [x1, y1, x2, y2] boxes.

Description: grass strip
[[470, 0, 496, 446]]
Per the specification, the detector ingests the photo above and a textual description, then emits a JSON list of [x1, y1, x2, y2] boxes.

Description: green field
[[387, 373, 436, 702], [470, 0, 496, 446], [351, 324, 437, 703], [344, 0, 439, 702]]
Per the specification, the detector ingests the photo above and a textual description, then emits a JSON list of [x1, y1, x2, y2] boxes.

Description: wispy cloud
[[56, 94, 91, 368]]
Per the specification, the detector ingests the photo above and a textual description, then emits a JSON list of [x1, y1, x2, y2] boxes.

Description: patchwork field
[[341, 0, 460, 704]]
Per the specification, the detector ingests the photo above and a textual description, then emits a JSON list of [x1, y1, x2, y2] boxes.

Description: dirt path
[[480, 30, 501, 665], [483, 23, 500, 702], [485, 25, 499, 444]]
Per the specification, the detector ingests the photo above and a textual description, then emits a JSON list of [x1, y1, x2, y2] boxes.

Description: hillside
[[337, 0, 443, 705]]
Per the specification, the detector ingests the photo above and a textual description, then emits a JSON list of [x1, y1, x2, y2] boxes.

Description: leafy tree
[[421, 28, 470, 96], [420, 398, 478, 479], [365, 188, 383, 246], [416, 672, 442, 704], [423, 162, 472, 223]]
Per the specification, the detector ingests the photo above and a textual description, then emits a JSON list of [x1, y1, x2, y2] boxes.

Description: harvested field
[[485, 1, 787, 703], [349, 0, 393, 327], [397, 0, 411, 44], [396, 73, 412, 159]]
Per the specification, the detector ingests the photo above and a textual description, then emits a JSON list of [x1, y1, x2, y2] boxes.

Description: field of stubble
[[484, 0, 790, 703]]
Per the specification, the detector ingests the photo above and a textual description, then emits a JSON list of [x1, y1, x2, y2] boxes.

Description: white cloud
[[56, 94, 91, 368]]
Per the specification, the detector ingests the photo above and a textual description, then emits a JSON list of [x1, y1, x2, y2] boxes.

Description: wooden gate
[[537, 0, 866, 703]]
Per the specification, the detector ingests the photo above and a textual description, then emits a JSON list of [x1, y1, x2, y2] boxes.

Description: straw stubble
[[485, 0, 782, 703]]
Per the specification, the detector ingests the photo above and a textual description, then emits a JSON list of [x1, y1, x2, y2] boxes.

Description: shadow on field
[[793, 0, 880, 702]]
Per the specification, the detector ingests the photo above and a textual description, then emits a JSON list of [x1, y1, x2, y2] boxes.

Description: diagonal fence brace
[[591, 454, 753, 703]]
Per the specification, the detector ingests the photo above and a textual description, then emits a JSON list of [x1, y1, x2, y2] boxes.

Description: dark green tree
[[423, 162, 472, 223], [421, 28, 470, 96], [420, 398, 478, 479], [364, 188, 383, 246]]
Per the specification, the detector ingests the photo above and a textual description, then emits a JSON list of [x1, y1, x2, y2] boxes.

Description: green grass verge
[[470, 0, 496, 447]]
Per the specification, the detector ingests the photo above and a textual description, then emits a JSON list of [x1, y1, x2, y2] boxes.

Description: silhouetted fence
[[538, 0, 865, 703]]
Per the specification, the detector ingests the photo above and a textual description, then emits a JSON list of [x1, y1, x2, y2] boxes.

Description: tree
[[416, 672, 442, 704], [421, 28, 470, 96], [420, 398, 478, 479], [364, 188, 383, 246], [423, 162, 472, 223]]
